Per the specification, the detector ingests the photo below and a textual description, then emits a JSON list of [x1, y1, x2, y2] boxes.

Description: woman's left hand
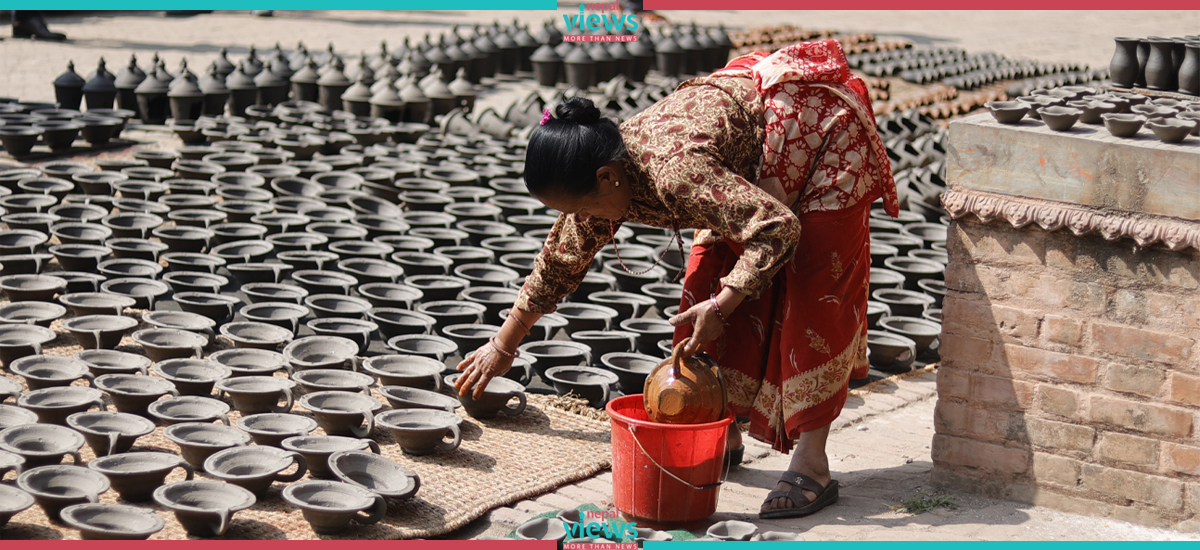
[[669, 288, 748, 355]]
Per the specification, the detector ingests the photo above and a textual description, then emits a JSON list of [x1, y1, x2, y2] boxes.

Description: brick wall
[[932, 216, 1200, 530]]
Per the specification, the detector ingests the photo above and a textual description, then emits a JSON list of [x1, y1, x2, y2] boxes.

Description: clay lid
[[83, 59, 118, 93], [153, 60, 172, 83], [418, 69, 442, 91], [253, 67, 286, 88], [709, 23, 732, 47], [676, 27, 701, 51], [442, 39, 466, 63], [458, 39, 481, 60], [555, 42, 576, 58], [421, 71, 454, 99], [342, 76, 374, 103], [655, 33, 682, 54], [693, 24, 715, 49], [626, 37, 654, 57], [199, 64, 229, 95], [54, 61, 86, 88], [244, 46, 263, 73], [214, 47, 236, 76], [448, 68, 475, 97], [424, 43, 451, 66], [346, 54, 374, 84], [535, 20, 563, 46], [133, 73, 168, 94], [87, 57, 116, 81], [409, 49, 432, 73], [607, 41, 632, 60], [398, 78, 430, 103], [115, 55, 147, 89], [167, 74, 203, 98], [446, 26, 464, 46], [317, 59, 350, 87], [369, 81, 404, 107], [588, 43, 613, 62], [473, 27, 498, 53], [375, 61, 400, 83], [512, 22, 538, 47], [224, 62, 258, 91], [530, 44, 561, 63], [638, 27, 656, 48], [390, 37, 410, 61], [565, 45, 594, 65], [493, 29, 518, 50], [290, 58, 321, 84], [269, 56, 294, 80], [397, 53, 418, 76]]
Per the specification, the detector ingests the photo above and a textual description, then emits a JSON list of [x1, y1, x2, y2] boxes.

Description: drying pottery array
[[986, 85, 1199, 142]]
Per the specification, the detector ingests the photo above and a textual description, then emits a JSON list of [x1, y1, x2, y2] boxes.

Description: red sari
[[673, 40, 897, 453]]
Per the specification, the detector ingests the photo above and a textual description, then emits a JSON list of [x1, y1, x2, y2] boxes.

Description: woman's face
[[534, 163, 631, 223]]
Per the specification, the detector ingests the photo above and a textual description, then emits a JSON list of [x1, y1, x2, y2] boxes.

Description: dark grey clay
[[0, 423, 85, 468], [0, 324, 57, 367], [375, 408, 462, 456], [208, 348, 291, 377], [444, 373, 526, 420], [9, 355, 92, 390], [60, 502, 165, 540], [147, 396, 231, 426], [601, 352, 659, 395], [58, 292, 136, 317], [0, 483, 34, 529], [163, 422, 252, 471], [0, 404, 37, 431], [281, 435, 381, 479], [218, 321, 295, 350], [203, 445, 307, 497], [66, 410, 156, 457], [152, 359, 231, 397], [60, 314, 139, 350], [236, 413, 319, 447], [283, 335, 360, 371], [153, 480, 256, 537], [75, 349, 152, 377], [94, 373, 179, 416], [378, 386, 460, 413], [131, 328, 208, 362], [17, 465, 111, 523], [544, 366, 617, 408], [87, 451, 194, 502], [214, 375, 296, 415], [283, 480, 387, 534], [291, 368, 376, 396], [360, 354, 444, 391], [327, 450, 420, 500], [298, 391, 382, 437], [18, 386, 107, 425]]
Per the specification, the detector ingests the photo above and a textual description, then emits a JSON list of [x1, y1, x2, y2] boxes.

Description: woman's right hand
[[454, 343, 514, 401]]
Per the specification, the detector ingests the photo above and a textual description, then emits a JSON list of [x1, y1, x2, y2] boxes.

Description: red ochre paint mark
[[1077, 168, 1092, 179], [1039, 157, 1045, 166], [963, 148, 975, 153]]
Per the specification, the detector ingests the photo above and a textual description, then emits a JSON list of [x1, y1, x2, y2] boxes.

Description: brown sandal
[[758, 470, 839, 519]]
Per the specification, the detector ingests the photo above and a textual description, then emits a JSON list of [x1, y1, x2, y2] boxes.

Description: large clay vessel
[[1179, 42, 1200, 96], [1109, 37, 1141, 88], [1135, 39, 1151, 87], [642, 338, 725, 425], [1145, 38, 1178, 90]]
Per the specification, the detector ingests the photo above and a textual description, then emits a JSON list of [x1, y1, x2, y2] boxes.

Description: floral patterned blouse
[[515, 76, 805, 315]]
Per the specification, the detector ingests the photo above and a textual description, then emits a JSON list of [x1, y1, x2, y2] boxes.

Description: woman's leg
[[761, 424, 832, 512]]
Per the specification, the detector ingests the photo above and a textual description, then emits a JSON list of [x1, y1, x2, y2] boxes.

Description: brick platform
[[933, 111, 1200, 530]]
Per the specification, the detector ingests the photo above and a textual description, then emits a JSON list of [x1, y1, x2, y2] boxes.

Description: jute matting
[[2, 314, 615, 540]]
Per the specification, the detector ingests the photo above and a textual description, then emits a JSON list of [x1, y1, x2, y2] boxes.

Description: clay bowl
[[416, 300, 487, 334], [600, 352, 660, 395], [879, 316, 942, 354], [292, 270, 359, 296], [163, 422, 251, 472], [329, 241, 395, 262], [520, 341, 593, 384], [867, 329, 917, 370], [514, 516, 568, 541], [459, 287, 520, 321], [52, 222, 115, 246], [105, 239, 169, 262], [18, 385, 107, 426], [360, 355, 445, 391], [0, 376, 21, 403], [203, 445, 307, 497], [243, 282, 309, 305], [161, 271, 228, 295], [86, 451, 194, 503], [0, 324, 58, 366], [48, 244, 111, 272], [336, 258, 404, 285], [917, 278, 947, 308], [0, 196, 57, 216], [97, 258, 164, 280], [282, 480, 387, 534], [75, 350, 151, 377], [59, 314, 139, 350], [404, 275, 469, 302], [59, 502, 165, 540], [358, 283, 424, 309], [93, 373, 178, 416], [985, 100, 1030, 124], [1037, 105, 1082, 131], [0, 274, 68, 302], [161, 252, 226, 274], [174, 292, 240, 325], [0, 404, 39, 430], [453, 263, 519, 288], [544, 366, 618, 408], [572, 331, 637, 363], [0, 423, 85, 468], [17, 465, 111, 522], [152, 359, 232, 397], [209, 348, 290, 377], [0, 229, 49, 255], [152, 480, 256, 537], [384, 334, 458, 363], [298, 391, 382, 438], [218, 321, 295, 350], [1147, 118, 1196, 143], [281, 436, 380, 480], [236, 413, 319, 448], [368, 308, 437, 339], [0, 483, 35, 529], [291, 368, 376, 396], [283, 335, 359, 371], [375, 409, 462, 456], [131, 328, 208, 362], [141, 310, 216, 337], [56, 272, 108, 294], [871, 288, 935, 318], [226, 262, 294, 285], [239, 302, 309, 334], [209, 240, 274, 265], [211, 223, 269, 247], [100, 278, 170, 310], [276, 250, 339, 272], [619, 318, 675, 356], [378, 386, 460, 413], [1068, 99, 1119, 124], [66, 411, 155, 457], [0, 126, 41, 156], [103, 213, 164, 240], [304, 294, 373, 320], [554, 302, 619, 334], [59, 292, 135, 317], [883, 257, 944, 291], [707, 519, 758, 541], [213, 376, 295, 415], [6, 213, 63, 235], [867, 301, 891, 329], [19, 177, 74, 198], [9, 355, 91, 390], [444, 373, 527, 420], [0, 299, 65, 329], [327, 450, 420, 500], [1102, 113, 1147, 138], [441, 323, 500, 356], [390, 251, 453, 276]]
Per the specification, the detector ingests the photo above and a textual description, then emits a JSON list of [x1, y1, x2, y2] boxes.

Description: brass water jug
[[643, 337, 726, 424]]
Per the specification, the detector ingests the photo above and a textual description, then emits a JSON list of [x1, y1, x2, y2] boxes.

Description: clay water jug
[[1109, 37, 1141, 88], [643, 338, 726, 424]]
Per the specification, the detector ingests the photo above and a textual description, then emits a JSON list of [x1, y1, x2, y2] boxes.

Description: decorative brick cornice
[[942, 188, 1200, 252]]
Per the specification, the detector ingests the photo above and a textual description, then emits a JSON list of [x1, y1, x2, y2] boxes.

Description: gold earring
[[615, 181, 620, 187]]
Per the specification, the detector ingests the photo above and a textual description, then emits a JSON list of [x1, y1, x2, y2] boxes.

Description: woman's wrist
[[496, 306, 542, 350], [715, 287, 747, 314]]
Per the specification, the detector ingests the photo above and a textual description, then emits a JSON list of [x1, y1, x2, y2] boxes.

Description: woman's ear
[[594, 163, 620, 195]]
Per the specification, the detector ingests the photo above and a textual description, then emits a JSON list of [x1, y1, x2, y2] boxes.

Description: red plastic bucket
[[606, 394, 731, 525]]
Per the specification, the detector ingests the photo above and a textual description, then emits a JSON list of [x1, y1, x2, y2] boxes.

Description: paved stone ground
[[1, 10, 1197, 104], [459, 369, 1200, 541]]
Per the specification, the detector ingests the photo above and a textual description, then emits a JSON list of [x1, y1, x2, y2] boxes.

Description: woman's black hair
[[524, 97, 626, 199]]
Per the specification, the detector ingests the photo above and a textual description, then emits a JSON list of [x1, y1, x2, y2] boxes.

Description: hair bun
[[555, 97, 602, 125]]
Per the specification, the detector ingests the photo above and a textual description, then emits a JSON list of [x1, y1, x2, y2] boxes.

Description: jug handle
[[516, 363, 533, 386], [212, 507, 232, 537], [349, 410, 374, 438], [437, 423, 462, 452], [82, 372, 96, 388], [364, 439, 381, 454], [355, 494, 387, 526], [31, 341, 42, 356], [67, 451, 84, 465], [394, 472, 420, 501], [215, 414, 230, 426], [599, 383, 609, 407], [145, 295, 157, 310], [176, 460, 196, 481], [501, 391, 527, 417], [106, 431, 120, 457], [91, 397, 109, 412], [626, 334, 637, 353], [670, 337, 694, 377], [85, 491, 100, 504], [430, 373, 443, 392], [272, 388, 294, 413], [274, 452, 308, 483], [90, 330, 104, 349]]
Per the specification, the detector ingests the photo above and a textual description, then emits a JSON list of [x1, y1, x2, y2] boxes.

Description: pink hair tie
[[539, 109, 552, 126]]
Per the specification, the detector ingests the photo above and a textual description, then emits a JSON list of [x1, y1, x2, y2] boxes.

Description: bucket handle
[[626, 423, 729, 492]]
